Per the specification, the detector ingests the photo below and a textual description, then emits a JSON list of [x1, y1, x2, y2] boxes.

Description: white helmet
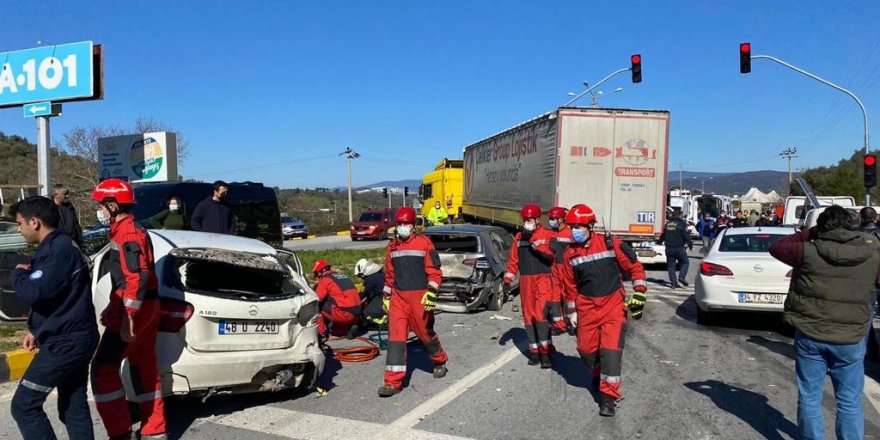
[[354, 258, 381, 277]]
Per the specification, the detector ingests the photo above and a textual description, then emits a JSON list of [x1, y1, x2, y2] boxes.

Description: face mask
[[169, 204, 179, 212], [523, 221, 536, 232], [397, 225, 413, 238], [572, 228, 588, 243], [549, 220, 559, 230], [96, 210, 109, 226]]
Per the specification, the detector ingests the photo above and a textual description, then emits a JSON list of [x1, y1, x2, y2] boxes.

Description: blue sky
[[2, 1, 880, 188]]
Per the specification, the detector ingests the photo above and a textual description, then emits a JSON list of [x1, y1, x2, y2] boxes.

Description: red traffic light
[[631, 54, 641, 64], [740, 42, 751, 53], [865, 155, 876, 166]]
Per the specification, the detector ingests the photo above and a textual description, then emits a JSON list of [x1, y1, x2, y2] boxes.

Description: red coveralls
[[91, 216, 166, 438], [561, 234, 646, 400], [315, 270, 362, 336], [383, 234, 448, 390], [505, 226, 554, 356], [550, 225, 574, 332]]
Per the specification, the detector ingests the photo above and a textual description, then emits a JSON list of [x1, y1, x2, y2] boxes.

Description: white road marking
[[211, 405, 472, 440], [390, 345, 521, 429]]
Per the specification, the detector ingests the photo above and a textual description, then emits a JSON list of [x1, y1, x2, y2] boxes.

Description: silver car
[[423, 224, 519, 313]]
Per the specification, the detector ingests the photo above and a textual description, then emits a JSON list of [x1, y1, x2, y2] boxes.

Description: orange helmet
[[565, 204, 597, 226], [520, 204, 542, 219], [91, 179, 135, 204], [548, 207, 567, 220], [312, 259, 331, 276], [395, 207, 417, 223]]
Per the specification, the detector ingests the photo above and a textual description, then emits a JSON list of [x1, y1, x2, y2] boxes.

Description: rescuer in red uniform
[[90, 178, 167, 440], [547, 206, 574, 335], [378, 207, 448, 397], [312, 259, 362, 339], [504, 204, 555, 368], [560, 204, 647, 417]]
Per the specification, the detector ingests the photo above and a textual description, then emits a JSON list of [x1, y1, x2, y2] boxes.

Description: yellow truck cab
[[419, 158, 463, 224]]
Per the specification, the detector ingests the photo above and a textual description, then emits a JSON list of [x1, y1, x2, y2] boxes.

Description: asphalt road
[[284, 235, 389, 252], [1, 249, 880, 439]]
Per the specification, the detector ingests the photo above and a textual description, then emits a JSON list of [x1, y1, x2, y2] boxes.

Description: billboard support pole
[[36, 116, 51, 197]]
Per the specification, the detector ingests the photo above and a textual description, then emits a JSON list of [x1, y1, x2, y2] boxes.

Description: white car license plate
[[737, 293, 785, 304], [218, 320, 279, 335]]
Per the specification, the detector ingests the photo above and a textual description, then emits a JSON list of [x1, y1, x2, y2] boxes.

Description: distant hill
[[348, 179, 422, 191], [669, 170, 795, 196]]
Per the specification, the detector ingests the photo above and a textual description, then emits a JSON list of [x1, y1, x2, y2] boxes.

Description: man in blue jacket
[[697, 212, 716, 252], [9, 196, 98, 440]]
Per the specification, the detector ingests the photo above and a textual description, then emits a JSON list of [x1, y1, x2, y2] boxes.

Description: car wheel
[[487, 280, 506, 311], [351, 237, 359, 241], [696, 306, 715, 326]]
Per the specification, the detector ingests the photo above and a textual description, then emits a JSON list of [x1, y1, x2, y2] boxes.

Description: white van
[[782, 196, 856, 227]]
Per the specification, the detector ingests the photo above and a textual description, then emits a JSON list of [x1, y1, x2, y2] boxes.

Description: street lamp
[[566, 83, 624, 108], [339, 147, 360, 223], [693, 176, 713, 193], [669, 160, 693, 193]]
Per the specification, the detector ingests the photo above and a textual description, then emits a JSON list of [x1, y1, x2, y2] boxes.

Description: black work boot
[[539, 352, 552, 369], [599, 394, 617, 417], [346, 324, 360, 340], [433, 364, 448, 378], [678, 277, 690, 287], [378, 385, 401, 398], [528, 352, 540, 366]]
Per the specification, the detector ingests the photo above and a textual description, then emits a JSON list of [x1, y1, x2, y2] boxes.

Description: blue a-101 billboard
[[0, 41, 95, 108]]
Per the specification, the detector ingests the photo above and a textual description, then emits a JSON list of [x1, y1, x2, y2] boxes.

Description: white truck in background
[[461, 107, 670, 244]]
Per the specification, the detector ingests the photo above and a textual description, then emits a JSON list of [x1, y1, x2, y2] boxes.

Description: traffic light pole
[[563, 67, 631, 107], [751, 54, 871, 205]]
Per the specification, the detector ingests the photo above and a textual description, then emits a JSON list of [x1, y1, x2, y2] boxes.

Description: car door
[[0, 252, 31, 321]]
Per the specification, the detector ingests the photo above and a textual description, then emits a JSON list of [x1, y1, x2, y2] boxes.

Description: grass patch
[[296, 248, 386, 281], [0, 325, 26, 352]]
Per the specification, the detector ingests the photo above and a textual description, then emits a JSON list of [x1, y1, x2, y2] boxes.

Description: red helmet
[[566, 204, 597, 226], [520, 204, 542, 219], [91, 178, 135, 204], [395, 207, 417, 223], [548, 207, 567, 220], [312, 259, 331, 276]]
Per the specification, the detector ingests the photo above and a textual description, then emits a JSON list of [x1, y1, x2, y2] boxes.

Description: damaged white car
[[90, 230, 325, 400]]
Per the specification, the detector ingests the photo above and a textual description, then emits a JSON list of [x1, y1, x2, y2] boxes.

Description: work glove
[[421, 291, 437, 312], [569, 312, 578, 328], [370, 315, 388, 326], [565, 318, 576, 336], [503, 272, 515, 284], [382, 298, 390, 312], [627, 292, 647, 320]]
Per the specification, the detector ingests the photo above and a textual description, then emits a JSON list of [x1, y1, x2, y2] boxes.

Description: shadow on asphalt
[[497, 327, 529, 359], [674, 296, 793, 337], [164, 387, 310, 438], [684, 379, 799, 440], [549, 352, 600, 405], [746, 335, 795, 361]]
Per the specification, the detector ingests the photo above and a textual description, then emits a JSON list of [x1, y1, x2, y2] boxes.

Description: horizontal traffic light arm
[[748, 54, 869, 157]]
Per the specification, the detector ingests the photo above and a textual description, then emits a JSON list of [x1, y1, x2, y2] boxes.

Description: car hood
[[351, 221, 383, 227], [151, 230, 276, 254], [169, 248, 289, 273]]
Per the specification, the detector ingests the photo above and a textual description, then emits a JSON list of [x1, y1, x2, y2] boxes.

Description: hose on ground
[[325, 335, 381, 362]]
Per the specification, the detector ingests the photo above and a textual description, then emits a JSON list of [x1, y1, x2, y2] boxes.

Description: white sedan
[[694, 227, 796, 325], [91, 230, 325, 400]]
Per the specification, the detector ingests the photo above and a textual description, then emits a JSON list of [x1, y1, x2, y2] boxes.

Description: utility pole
[[339, 147, 360, 223], [779, 147, 797, 192]]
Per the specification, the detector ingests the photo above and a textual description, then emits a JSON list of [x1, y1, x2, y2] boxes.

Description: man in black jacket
[[190, 180, 235, 234], [658, 210, 693, 288], [52, 184, 83, 246], [9, 197, 98, 440], [770, 206, 880, 439], [859, 207, 880, 361]]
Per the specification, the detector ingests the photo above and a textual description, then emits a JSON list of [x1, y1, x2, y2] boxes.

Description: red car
[[350, 208, 396, 241]]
